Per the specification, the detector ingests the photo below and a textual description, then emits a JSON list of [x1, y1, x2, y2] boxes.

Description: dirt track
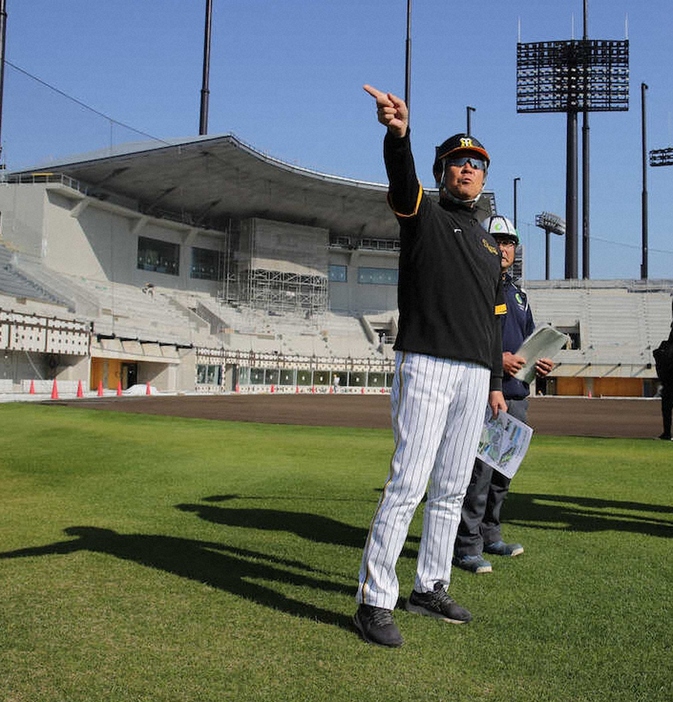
[[51, 393, 664, 439]]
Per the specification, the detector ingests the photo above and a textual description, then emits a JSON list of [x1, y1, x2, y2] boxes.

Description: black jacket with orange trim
[[384, 131, 504, 391]]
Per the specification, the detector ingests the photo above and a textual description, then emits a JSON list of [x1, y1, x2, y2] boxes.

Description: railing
[[4, 171, 88, 195]]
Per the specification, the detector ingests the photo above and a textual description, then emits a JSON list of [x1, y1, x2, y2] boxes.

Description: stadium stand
[[0, 134, 670, 398]]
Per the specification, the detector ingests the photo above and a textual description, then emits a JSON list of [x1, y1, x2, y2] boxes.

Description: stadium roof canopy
[[9, 134, 407, 240]]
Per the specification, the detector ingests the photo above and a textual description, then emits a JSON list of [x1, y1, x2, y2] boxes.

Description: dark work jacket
[[501, 274, 535, 400], [384, 132, 504, 392]]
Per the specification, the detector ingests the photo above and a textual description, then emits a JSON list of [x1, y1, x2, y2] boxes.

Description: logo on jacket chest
[[481, 237, 498, 256], [513, 291, 527, 311]]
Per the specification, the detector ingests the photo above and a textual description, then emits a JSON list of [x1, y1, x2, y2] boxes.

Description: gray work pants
[[453, 398, 529, 556]]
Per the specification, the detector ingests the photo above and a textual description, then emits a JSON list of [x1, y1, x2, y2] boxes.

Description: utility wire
[[5, 59, 171, 146]]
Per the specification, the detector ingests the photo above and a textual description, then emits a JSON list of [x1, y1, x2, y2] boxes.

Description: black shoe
[[353, 604, 403, 648], [658, 433, 672, 441], [405, 582, 472, 624]]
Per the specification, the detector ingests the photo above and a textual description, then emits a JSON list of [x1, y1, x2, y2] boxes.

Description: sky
[[2, 0, 672, 281]]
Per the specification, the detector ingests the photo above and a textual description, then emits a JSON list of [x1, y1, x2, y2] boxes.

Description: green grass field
[[1, 403, 671, 702]]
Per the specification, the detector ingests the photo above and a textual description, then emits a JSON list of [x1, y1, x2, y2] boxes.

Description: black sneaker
[[353, 604, 403, 648], [405, 582, 472, 624]]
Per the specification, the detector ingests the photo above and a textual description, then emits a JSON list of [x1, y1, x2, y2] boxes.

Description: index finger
[[363, 84, 390, 104]]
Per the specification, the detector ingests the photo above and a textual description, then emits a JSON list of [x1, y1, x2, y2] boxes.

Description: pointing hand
[[363, 84, 408, 138]]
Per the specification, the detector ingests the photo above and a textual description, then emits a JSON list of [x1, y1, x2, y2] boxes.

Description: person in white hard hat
[[453, 215, 554, 573]]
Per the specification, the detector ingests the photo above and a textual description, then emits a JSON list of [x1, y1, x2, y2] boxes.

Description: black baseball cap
[[432, 133, 490, 181]]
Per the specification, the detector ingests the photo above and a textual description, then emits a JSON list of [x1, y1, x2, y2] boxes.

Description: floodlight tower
[[536, 212, 566, 280], [516, 8, 629, 280], [647, 145, 673, 279], [650, 147, 673, 167]]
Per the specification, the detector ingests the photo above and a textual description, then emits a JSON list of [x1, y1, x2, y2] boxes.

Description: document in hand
[[513, 325, 569, 385], [477, 408, 534, 479]]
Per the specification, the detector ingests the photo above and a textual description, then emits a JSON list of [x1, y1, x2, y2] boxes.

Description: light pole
[[513, 177, 521, 228], [199, 0, 213, 135], [466, 106, 476, 136], [535, 212, 565, 280], [641, 82, 648, 279], [0, 0, 7, 168], [405, 0, 412, 111], [581, 0, 590, 279]]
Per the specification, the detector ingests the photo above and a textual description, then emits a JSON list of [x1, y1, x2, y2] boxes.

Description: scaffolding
[[220, 216, 329, 316], [240, 268, 328, 315]]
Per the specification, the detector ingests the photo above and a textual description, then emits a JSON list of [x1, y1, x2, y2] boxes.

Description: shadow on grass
[[177, 494, 420, 557], [507, 493, 673, 538], [0, 527, 353, 629]]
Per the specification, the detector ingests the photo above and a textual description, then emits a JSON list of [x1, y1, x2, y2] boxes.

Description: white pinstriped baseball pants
[[357, 351, 490, 610]]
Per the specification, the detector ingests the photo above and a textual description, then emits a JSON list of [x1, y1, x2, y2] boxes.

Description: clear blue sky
[[3, 0, 672, 280]]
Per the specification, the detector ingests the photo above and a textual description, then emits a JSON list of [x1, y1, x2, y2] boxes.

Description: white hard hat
[[485, 215, 519, 244]]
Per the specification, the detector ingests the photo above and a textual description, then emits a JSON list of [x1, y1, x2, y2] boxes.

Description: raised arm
[[363, 85, 409, 138]]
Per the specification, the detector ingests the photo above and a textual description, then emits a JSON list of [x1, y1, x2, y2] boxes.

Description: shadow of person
[[176, 497, 420, 557], [505, 493, 673, 538], [0, 527, 352, 629]]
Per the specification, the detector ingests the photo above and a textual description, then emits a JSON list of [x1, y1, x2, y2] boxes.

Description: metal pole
[[582, 112, 590, 278], [545, 229, 551, 280], [641, 82, 649, 279], [466, 106, 475, 136], [513, 177, 520, 228], [199, 0, 213, 135], [0, 0, 7, 167], [581, 0, 590, 278], [565, 111, 579, 279], [404, 0, 412, 112]]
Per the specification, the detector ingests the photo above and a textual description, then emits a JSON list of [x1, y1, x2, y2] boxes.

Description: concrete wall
[[328, 248, 398, 314], [0, 184, 46, 258]]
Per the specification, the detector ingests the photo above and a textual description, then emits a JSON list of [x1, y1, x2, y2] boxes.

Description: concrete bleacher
[[4, 240, 671, 391], [0, 244, 73, 308], [62, 276, 207, 346], [525, 281, 673, 366], [172, 289, 381, 358], [528, 286, 589, 328]]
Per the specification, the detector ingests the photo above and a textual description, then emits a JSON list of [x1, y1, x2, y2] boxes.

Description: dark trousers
[[662, 383, 673, 437], [454, 398, 528, 557]]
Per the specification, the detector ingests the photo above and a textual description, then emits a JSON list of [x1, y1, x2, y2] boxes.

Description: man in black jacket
[[354, 84, 506, 648]]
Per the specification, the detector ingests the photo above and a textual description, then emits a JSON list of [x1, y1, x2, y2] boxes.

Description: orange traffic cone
[[76, 380, 84, 398], [145, 382, 151, 395], [29, 379, 35, 395], [116, 381, 122, 396], [51, 379, 59, 400]]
